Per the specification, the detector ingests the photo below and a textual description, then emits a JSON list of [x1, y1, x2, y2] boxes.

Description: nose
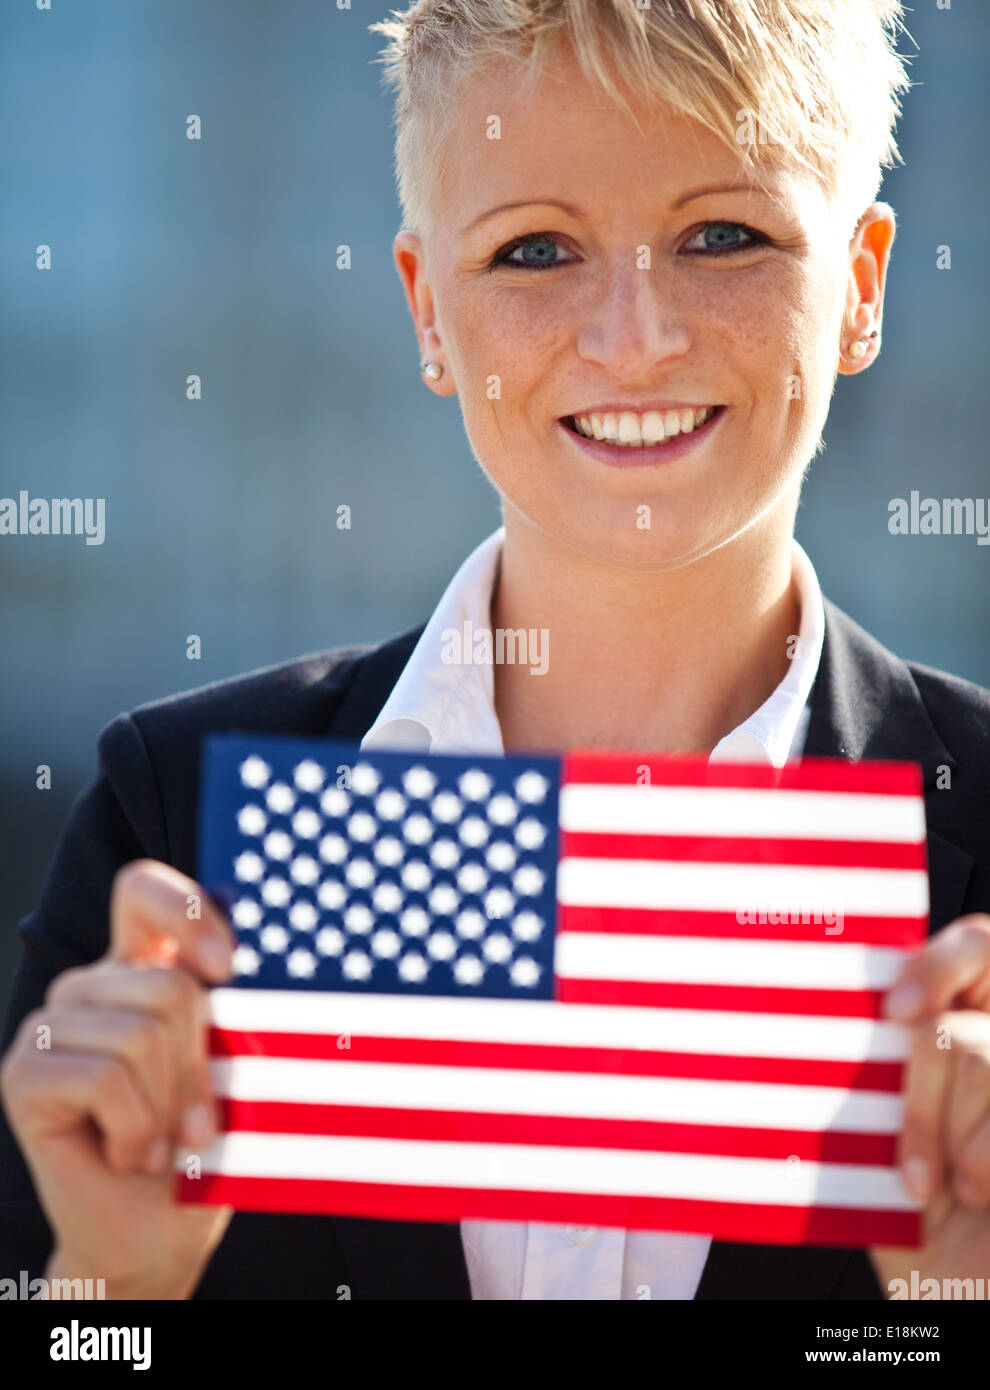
[[575, 256, 691, 378]]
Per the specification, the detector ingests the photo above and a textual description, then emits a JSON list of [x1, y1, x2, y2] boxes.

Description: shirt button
[[565, 1225, 597, 1246]]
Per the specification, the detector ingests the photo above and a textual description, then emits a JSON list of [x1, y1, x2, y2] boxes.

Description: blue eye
[[492, 234, 572, 271], [683, 222, 763, 254]]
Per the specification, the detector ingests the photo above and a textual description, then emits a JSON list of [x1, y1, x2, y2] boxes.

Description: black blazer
[[2, 599, 989, 1300]]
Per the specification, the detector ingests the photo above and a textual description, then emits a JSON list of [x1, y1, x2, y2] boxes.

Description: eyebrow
[[462, 184, 774, 235]]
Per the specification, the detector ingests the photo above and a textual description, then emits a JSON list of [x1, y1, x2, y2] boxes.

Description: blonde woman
[[2, 0, 989, 1302]]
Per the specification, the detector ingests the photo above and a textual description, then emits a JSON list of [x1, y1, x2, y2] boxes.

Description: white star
[[454, 955, 485, 986], [515, 771, 549, 804], [431, 792, 462, 824], [513, 865, 545, 896], [457, 862, 487, 894], [232, 944, 261, 975], [320, 787, 350, 818], [428, 884, 459, 917], [429, 839, 460, 870], [512, 911, 543, 942], [266, 782, 296, 814], [293, 760, 325, 793], [260, 876, 291, 908], [455, 908, 486, 940], [286, 948, 317, 978], [259, 924, 289, 953], [486, 841, 517, 872], [374, 836, 404, 867], [510, 956, 541, 988], [372, 881, 403, 913], [484, 886, 515, 920], [400, 906, 430, 937], [427, 930, 457, 961], [342, 949, 373, 981], [402, 766, 436, 798], [263, 830, 294, 861], [402, 814, 433, 845], [458, 769, 492, 801], [345, 858, 375, 889], [319, 833, 348, 865], [234, 851, 264, 883], [289, 855, 320, 886], [291, 808, 322, 840], [515, 817, 547, 850], [350, 763, 380, 796], [237, 804, 267, 836], [317, 879, 346, 910], [487, 794, 518, 826], [375, 789, 407, 821], [289, 900, 319, 931], [482, 932, 513, 963], [459, 816, 490, 848], [400, 860, 431, 892], [232, 898, 263, 928], [398, 952, 429, 983], [344, 904, 374, 934], [316, 926, 345, 956], [239, 756, 271, 789], [371, 928, 401, 959]]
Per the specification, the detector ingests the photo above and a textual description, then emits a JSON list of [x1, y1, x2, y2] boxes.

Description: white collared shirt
[[361, 526, 826, 1300]]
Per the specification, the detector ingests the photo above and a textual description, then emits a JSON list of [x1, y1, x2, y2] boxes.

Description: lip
[[556, 405, 726, 469]]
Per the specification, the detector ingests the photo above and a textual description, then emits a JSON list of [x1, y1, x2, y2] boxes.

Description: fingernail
[[903, 1157, 933, 1202], [885, 982, 925, 1020], [199, 936, 232, 980], [144, 1137, 171, 1175], [180, 1101, 216, 1148]]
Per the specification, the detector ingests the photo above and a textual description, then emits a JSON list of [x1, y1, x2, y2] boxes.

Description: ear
[[393, 229, 457, 396], [836, 203, 896, 377]]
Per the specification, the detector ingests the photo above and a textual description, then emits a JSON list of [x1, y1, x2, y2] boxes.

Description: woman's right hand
[[0, 859, 236, 1299]]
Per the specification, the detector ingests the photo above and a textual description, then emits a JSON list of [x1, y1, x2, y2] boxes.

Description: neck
[[490, 495, 802, 755]]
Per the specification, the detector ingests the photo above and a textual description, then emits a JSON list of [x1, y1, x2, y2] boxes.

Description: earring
[[420, 361, 443, 381], [847, 330, 880, 361]]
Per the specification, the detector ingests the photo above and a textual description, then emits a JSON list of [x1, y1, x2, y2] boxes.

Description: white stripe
[[210, 989, 911, 1061], [557, 858, 928, 918], [556, 933, 909, 991], [212, 1055, 903, 1133], [188, 1131, 917, 1211], [560, 784, 925, 842]]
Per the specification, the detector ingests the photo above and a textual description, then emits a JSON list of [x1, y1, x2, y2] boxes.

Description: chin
[[527, 505, 740, 574]]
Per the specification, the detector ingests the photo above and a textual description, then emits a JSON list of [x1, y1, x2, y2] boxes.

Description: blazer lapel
[[698, 598, 973, 1300]]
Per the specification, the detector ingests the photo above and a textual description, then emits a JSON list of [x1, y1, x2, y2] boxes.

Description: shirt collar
[[361, 527, 825, 768]]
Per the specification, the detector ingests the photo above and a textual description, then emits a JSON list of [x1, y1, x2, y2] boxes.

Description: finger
[[47, 960, 218, 1150], [943, 1013, 990, 1208], [4, 1047, 160, 1175], [884, 915, 990, 1022], [110, 860, 234, 983], [898, 1016, 954, 1203]]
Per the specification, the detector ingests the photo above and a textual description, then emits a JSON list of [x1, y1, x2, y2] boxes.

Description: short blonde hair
[[369, 0, 912, 242]]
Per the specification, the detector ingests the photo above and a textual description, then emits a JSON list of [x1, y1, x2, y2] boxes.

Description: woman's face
[[395, 48, 893, 571]]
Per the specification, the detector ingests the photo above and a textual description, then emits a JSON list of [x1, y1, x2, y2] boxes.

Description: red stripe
[[558, 978, 887, 1018], [177, 1173, 920, 1248], [559, 904, 926, 945], [561, 831, 925, 869], [562, 751, 923, 797], [216, 1099, 899, 1166], [209, 1028, 904, 1092]]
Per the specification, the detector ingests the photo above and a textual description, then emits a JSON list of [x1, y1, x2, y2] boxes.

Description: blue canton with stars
[[198, 734, 561, 1000]]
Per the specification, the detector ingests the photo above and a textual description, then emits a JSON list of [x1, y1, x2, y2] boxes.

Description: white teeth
[[571, 406, 715, 445]]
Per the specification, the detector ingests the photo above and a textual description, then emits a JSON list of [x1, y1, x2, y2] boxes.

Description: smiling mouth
[[562, 405, 723, 447]]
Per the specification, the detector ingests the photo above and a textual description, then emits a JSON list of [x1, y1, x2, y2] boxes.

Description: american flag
[[178, 732, 929, 1247]]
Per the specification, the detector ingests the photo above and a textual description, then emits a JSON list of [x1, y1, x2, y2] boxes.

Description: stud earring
[[420, 361, 443, 381], [847, 330, 880, 361]]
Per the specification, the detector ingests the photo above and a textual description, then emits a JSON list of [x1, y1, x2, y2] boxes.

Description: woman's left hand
[[869, 914, 990, 1296]]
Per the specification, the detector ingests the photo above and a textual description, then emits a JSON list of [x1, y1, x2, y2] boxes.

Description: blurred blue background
[[1, 1, 988, 1013]]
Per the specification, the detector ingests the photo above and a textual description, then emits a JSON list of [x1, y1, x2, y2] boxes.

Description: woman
[[1, 0, 989, 1301]]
